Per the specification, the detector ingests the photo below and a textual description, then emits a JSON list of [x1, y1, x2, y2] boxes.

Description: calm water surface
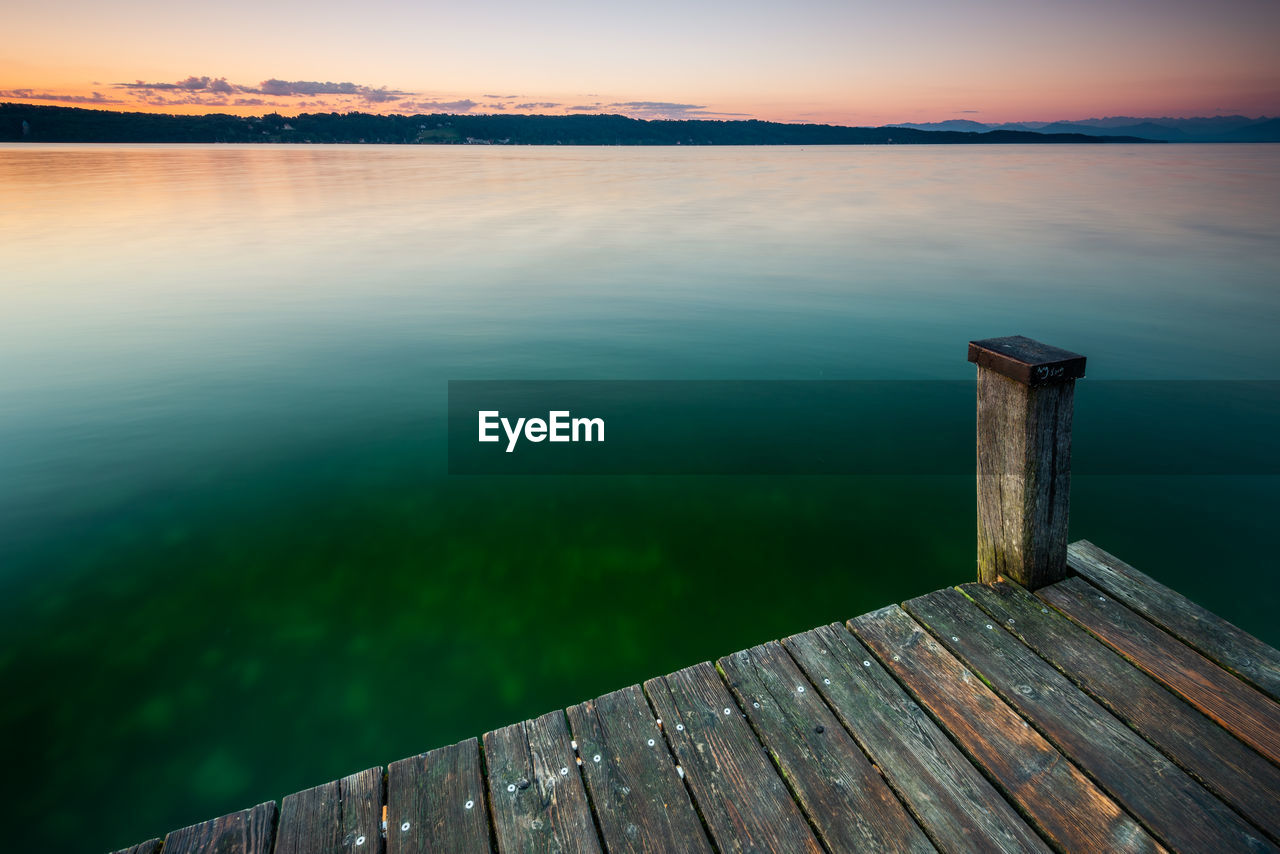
[[1, 144, 1277, 850]]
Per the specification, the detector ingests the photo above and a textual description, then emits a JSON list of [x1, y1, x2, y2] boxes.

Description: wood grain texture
[[484, 711, 601, 854], [1068, 540, 1280, 701], [277, 780, 340, 854], [387, 739, 490, 854], [783, 623, 1048, 853], [851, 605, 1163, 853], [277, 767, 382, 854], [162, 801, 278, 854], [1042, 575, 1280, 767], [906, 587, 1275, 854], [110, 841, 162, 854], [976, 368, 1074, 589], [643, 661, 823, 854], [718, 641, 936, 854], [966, 579, 1280, 843], [565, 684, 712, 854], [340, 769, 384, 854]]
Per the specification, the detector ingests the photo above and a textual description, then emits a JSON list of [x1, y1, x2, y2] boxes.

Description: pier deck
[[116, 540, 1280, 854]]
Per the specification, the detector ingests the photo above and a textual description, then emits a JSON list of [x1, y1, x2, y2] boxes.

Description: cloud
[[258, 79, 348, 96], [0, 89, 122, 104], [256, 79, 408, 103], [6, 78, 752, 122], [117, 76, 239, 92], [606, 101, 752, 120], [614, 100, 704, 110], [132, 90, 232, 107], [362, 90, 404, 104], [114, 75, 410, 105], [398, 99, 479, 113], [116, 76, 258, 109]]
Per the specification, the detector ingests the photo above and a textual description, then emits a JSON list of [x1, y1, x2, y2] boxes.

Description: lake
[[1, 143, 1277, 851]]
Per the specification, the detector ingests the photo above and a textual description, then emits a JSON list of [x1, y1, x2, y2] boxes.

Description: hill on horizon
[[1, 103, 1161, 145], [891, 114, 1278, 142]]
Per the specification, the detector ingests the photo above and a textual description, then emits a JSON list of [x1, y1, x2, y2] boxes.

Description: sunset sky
[[3, 0, 1278, 124]]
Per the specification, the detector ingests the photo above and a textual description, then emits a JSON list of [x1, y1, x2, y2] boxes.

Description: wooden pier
[[113, 338, 1280, 853]]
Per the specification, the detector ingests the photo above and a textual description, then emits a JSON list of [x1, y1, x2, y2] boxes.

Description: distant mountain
[[891, 115, 1279, 142], [1036, 121, 1192, 141], [1065, 115, 1261, 133], [1217, 117, 1280, 142], [891, 119, 995, 132], [0, 103, 1158, 145], [893, 120, 1044, 132]]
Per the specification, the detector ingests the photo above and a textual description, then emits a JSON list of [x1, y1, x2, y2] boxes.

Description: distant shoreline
[[1, 103, 1171, 145]]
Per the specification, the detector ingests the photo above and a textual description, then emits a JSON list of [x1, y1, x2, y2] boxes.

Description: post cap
[[968, 335, 1086, 386]]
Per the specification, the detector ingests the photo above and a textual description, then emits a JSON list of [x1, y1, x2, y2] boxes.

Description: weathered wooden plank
[[1068, 540, 1280, 701], [717, 641, 936, 853], [277, 767, 383, 854], [387, 739, 490, 854], [720, 644, 939, 854], [343, 768, 384, 852], [851, 605, 1164, 853], [643, 661, 823, 853], [568, 686, 716, 854], [162, 801, 278, 854], [966, 579, 1280, 843], [484, 711, 601, 854], [1041, 575, 1280, 767], [277, 779, 340, 854], [110, 840, 162, 854], [565, 684, 712, 854], [906, 587, 1275, 853], [783, 623, 1048, 853]]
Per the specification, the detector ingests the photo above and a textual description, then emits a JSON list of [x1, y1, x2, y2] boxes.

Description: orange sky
[[3, 0, 1278, 124]]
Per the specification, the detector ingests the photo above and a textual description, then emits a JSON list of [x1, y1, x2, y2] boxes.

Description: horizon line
[[3, 100, 1275, 129]]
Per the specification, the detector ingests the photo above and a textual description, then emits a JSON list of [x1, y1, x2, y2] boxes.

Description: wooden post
[[969, 335, 1086, 589]]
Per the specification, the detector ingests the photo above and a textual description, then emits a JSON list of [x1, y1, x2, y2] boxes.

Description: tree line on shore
[[1, 103, 1157, 145]]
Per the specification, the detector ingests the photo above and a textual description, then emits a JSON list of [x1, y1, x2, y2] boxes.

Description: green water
[[0, 144, 1277, 851]]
